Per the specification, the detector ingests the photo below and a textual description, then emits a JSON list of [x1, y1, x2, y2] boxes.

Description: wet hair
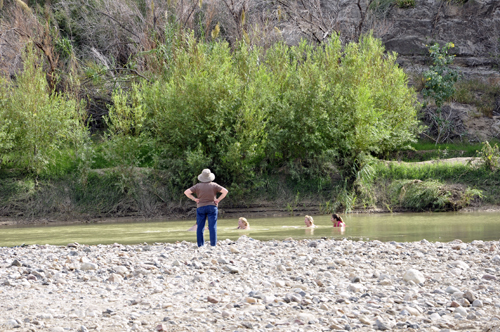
[[238, 217, 249, 227], [304, 215, 314, 225], [332, 213, 343, 222]]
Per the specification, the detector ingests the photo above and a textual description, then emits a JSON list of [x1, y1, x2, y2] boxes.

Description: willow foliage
[[0, 45, 88, 175], [106, 32, 419, 189]]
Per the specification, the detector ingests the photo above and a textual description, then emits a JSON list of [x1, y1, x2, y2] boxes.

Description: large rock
[[321, 0, 500, 82], [381, 1, 500, 75], [107, 274, 123, 283], [403, 269, 426, 284], [446, 286, 461, 294], [80, 262, 98, 271]]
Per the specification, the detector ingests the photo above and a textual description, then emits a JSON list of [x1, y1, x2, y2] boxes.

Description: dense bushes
[[0, 45, 88, 176], [0, 0, 494, 218], [0, 16, 421, 207], [105, 32, 419, 193]]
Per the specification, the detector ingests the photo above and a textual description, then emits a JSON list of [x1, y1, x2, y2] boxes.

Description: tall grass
[[376, 161, 479, 182], [389, 179, 449, 211], [453, 79, 500, 117], [410, 141, 485, 153], [374, 161, 500, 206], [389, 140, 499, 162]]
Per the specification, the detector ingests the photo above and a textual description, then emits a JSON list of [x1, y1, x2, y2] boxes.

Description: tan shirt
[[189, 182, 226, 208]]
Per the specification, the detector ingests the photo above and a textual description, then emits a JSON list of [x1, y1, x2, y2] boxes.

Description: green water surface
[[0, 212, 499, 247]]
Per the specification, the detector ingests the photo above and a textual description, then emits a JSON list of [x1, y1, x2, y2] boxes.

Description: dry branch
[[272, 0, 378, 44]]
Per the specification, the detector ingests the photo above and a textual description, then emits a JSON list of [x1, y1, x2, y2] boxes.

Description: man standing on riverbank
[[184, 169, 228, 247]]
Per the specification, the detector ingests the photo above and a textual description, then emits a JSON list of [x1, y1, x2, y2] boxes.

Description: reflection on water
[[332, 226, 346, 235], [0, 211, 499, 247], [305, 228, 315, 235]]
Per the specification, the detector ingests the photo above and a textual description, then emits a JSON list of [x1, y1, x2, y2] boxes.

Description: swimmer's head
[[331, 213, 343, 223], [304, 215, 314, 227], [238, 217, 249, 229]]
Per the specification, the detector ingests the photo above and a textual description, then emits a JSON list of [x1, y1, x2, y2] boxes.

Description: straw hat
[[198, 169, 215, 182]]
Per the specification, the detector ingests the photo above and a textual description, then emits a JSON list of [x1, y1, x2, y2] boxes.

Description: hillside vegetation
[[0, 0, 498, 221]]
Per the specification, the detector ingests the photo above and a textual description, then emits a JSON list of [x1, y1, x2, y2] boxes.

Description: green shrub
[[138, 38, 268, 190], [396, 0, 415, 8], [446, 0, 468, 4], [388, 179, 481, 211], [422, 42, 459, 144], [106, 84, 146, 137], [369, 0, 396, 17], [453, 79, 500, 117], [105, 32, 419, 192], [389, 179, 448, 211], [0, 44, 88, 176], [477, 141, 500, 171]]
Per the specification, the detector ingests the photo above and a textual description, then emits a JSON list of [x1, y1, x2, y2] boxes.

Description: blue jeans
[[196, 205, 218, 247]]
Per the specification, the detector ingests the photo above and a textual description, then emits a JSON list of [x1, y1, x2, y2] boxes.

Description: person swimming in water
[[331, 213, 345, 227], [236, 217, 250, 230], [190, 217, 250, 231], [304, 215, 316, 228]]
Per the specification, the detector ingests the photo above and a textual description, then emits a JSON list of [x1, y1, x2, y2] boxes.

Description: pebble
[[359, 316, 373, 325], [108, 273, 123, 283], [5, 319, 20, 328], [207, 296, 219, 303], [482, 274, 497, 280], [403, 268, 425, 284], [375, 318, 392, 330], [80, 262, 97, 270], [155, 324, 167, 331], [405, 307, 420, 316], [464, 290, 476, 303], [454, 307, 467, 317], [49, 328, 65, 332], [430, 313, 442, 321], [1, 238, 499, 331], [114, 266, 128, 276], [446, 286, 461, 294], [472, 299, 484, 307]]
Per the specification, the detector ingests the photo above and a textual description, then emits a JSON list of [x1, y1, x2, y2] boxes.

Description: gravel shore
[[1, 236, 500, 332]]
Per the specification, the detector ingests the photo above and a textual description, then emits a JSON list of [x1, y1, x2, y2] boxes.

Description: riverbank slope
[[1, 156, 499, 225]]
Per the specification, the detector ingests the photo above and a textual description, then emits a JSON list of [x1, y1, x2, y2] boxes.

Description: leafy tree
[[422, 42, 459, 144], [265, 33, 420, 180], [0, 44, 88, 176]]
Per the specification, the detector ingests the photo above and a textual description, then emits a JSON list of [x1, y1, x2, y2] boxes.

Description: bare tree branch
[[355, 0, 375, 41], [92, 8, 142, 41], [220, 0, 249, 43], [274, 0, 340, 44], [272, 0, 380, 44], [183, 0, 200, 28], [111, 67, 150, 82]]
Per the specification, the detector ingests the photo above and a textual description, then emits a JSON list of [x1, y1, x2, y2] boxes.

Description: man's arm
[[184, 189, 199, 204], [214, 188, 228, 205]]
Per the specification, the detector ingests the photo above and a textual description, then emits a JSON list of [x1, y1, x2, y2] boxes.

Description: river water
[[0, 212, 499, 247]]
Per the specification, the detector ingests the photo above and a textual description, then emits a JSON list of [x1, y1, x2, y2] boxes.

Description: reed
[[373, 161, 500, 207]]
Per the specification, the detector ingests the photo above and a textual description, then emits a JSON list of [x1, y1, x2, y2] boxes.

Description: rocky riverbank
[[1, 237, 500, 332]]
